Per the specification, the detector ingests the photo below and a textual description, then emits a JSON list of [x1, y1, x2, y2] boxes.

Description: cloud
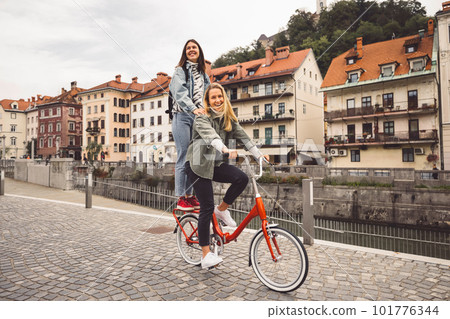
[[0, 0, 439, 99]]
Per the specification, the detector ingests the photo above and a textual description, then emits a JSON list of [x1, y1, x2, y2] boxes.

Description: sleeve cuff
[[249, 146, 262, 160], [210, 138, 228, 153]]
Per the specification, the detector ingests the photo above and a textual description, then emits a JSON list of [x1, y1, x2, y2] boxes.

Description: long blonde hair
[[203, 83, 238, 132]]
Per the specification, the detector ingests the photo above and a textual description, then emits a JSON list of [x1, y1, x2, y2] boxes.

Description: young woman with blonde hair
[[185, 83, 269, 269]]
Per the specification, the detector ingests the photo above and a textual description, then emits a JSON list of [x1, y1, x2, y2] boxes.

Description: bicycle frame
[[174, 156, 281, 261]]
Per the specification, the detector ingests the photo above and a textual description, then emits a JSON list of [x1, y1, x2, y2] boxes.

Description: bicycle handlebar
[[222, 152, 269, 179]]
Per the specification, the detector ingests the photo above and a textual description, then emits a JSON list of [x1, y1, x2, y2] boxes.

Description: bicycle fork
[[262, 220, 282, 262], [255, 196, 281, 263]]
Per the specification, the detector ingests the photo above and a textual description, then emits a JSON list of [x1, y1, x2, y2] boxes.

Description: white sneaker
[[201, 252, 223, 269], [214, 206, 237, 227]]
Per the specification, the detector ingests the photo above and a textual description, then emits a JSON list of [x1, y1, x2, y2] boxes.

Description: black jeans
[[185, 162, 249, 247]]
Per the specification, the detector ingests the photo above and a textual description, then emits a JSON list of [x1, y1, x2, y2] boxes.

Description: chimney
[[418, 29, 425, 39], [71, 81, 77, 89], [356, 37, 363, 58], [115, 74, 121, 83], [265, 47, 274, 66], [32, 97, 35, 102], [37, 94, 42, 100], [132, 76, 138, 83], [205, 60, 212, 76], [275, 46, 290, 60], [427, 19, 434, 36], [156, 72, 168, 83], [443, 1, 450, 11], [236, 63, 242, 78], [27, 98, 30, 102], [61, 88, 66, 94]]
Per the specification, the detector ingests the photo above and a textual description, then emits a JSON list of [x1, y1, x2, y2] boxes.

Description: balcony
[[239, 112, 295, 124], [251, 135, 296, 146], [86, 127, 101, 136], [231, 86, 294, 103], [325, 129, 438, 147], [325, 102, 437, 123]]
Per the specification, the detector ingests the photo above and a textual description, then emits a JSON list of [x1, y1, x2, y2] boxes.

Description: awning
[[237, 147, 293, 156]]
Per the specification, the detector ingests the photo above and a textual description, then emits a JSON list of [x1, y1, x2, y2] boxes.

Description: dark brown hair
[[177, 39, 206, 73]]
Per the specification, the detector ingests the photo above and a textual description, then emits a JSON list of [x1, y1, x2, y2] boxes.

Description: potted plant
[[427, 154, 438, 162]]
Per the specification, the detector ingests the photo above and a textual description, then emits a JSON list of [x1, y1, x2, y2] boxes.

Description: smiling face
[[208, 88, 224, 112], [185, 41, 200, 63]]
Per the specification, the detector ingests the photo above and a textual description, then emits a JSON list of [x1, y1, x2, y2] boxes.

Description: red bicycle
[[173, 156, 308, 292]]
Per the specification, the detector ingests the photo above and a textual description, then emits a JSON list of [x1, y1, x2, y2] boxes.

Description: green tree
[[355, 21, 384, 43], [212, 0, 432, 74], [85, 141, 103, 164], [272, 30, 290, 49], [25, 139, 37, 157], [383, 21, 402, 39], [301, 35, 331, 76], [404, 15, 433, 37], [287, 10, 316, 50]]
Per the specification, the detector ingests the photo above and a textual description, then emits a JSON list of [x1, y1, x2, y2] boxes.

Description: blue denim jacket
[[169, 63, 211, 113]]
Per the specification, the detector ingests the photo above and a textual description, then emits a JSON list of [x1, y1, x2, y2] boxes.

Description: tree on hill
[[212, 0, 433, 76]]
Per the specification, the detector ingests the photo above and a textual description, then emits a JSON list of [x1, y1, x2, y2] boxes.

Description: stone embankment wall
[[14, 159, 76, 190], [213, 182, 450, 229]]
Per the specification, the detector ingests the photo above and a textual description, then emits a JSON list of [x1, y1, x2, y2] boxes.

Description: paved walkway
[[0, 178, 449, 301]]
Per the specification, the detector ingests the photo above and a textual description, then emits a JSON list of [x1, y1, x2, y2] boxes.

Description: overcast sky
[[0, 0, 442, 100]]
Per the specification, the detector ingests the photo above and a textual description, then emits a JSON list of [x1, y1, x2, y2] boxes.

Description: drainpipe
[[291, 74, 298, 163], [435, 31, 444, 170]]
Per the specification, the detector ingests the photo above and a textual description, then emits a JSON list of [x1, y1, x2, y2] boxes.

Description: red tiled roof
[[132, 73, 171, 100], [85, 77, 146, 93], [406, 51, 429, 60], [378, 58, 399, 66], [211, 49, 311, 84], [0, 99, 30, 111], [321, 33, 434, 89], [37, 87, 85, 106]]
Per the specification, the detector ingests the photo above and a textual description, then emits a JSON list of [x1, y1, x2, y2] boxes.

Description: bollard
[[85, 173, 92, 208], [302, 179, 314, 245], [0, 170, 4, 196]]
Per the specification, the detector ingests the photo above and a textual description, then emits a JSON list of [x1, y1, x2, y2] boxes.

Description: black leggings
[[185, 162, 249, 247]]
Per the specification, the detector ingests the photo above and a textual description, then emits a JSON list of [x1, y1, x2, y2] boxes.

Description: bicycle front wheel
[[176, 214, 202, 265], [250, 226, 308, 292]]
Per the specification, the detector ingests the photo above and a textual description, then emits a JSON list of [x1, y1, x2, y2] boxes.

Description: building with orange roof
[[211, 46, 324, 164], [436, 1, 450, 169], [321, 19, 440, 170], [0, 98, 30, 159], [78, 75, 149, 162], [36, 82, 85, 160], [130, 72, 173, 163]]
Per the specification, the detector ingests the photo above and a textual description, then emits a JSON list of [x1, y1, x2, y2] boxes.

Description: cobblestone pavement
[[0, 183, 449, 301]]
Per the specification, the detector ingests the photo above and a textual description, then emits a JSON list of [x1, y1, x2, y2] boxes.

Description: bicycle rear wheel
[[176, 214, 202, 265], [250, 226, 308, 292]]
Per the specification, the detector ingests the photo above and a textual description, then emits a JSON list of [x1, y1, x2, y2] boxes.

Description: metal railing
[[0, 159, 15, 177], [325, 101, 437, 121], [326, 129, 438, 146], [315, 217, 450, 259], [74, 177, 449, 259]]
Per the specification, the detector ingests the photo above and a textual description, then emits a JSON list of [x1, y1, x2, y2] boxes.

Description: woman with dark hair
[[169, 39, 210, 211]]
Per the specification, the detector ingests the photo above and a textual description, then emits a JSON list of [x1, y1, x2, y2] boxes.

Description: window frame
[[351, 150, 360, 162], [402, 148, 414, 162]]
